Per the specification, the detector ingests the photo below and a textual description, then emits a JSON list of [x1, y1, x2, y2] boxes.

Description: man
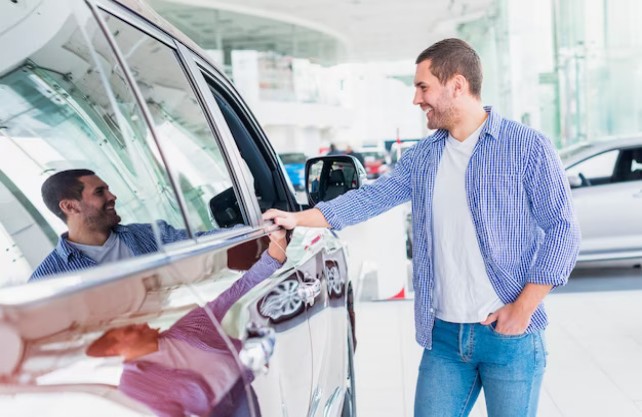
[[345, 145, 365, 167], [264, 38, 580, 417], [32, 169, 193, 281], [86, 230, 287, 417]]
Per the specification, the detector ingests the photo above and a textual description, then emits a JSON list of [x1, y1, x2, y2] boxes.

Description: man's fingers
[[262, 209, 281, 221], [480, 312, 498, 325]]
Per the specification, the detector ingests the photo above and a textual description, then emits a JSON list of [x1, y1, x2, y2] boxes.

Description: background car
[[562, 137, 642, 266], [279, 152, 307, 190], [359, 147, 389, 179], [0, 1, 357, 416]]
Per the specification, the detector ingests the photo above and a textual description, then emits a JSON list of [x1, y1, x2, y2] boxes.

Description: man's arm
[[265, 145, 417, 230], [482, 134, 581, 335]]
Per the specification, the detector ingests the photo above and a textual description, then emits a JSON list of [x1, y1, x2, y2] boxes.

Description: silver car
[[562, 137, 642, 265], [0, 1, 358, 416]]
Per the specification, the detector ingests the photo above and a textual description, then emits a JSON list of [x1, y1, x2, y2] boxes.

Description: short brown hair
[[41, 169, 95, 223], [415, 38, 483, 98]]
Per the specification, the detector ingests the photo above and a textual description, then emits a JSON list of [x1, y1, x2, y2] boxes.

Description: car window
[[0, 2, 184, 286], [99, 12, 245, 235], [204, 80, 293, 212], [614, 147, 642, 182], [279, 153, 307, 164], [566, 150, 619, 186]]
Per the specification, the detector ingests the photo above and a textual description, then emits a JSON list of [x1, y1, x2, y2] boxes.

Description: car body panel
[[0, 1, 355, 416]]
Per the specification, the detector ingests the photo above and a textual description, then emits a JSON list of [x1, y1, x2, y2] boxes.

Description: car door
[[567, 146, 642, 260], [0, 1, 256, 415]]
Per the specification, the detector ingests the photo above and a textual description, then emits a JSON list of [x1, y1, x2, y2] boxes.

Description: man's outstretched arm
[[263, 208, 329, 230]]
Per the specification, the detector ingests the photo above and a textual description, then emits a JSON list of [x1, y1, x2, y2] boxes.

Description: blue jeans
[[414, 318, 547, 417]]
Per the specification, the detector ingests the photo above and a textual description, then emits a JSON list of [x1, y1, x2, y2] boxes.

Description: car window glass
[[100, 12, 245, 236], [619, 147, 642, 182], [0, 2, 183, 286], [566, 150, 619, 186]]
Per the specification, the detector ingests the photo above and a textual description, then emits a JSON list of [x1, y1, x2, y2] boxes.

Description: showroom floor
[[354, 267, 642, 417]]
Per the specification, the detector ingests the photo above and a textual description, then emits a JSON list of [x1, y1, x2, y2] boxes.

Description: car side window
[[566, 150, 619, 187], [203, 78, 294, 213], [0, 4, 184, 286], [99, 12, 246, 234], [614, 147, 642, 183]]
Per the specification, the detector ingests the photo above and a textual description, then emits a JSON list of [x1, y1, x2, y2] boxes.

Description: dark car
[[0, 1, 358, 416], [279, 152, 307, 190]]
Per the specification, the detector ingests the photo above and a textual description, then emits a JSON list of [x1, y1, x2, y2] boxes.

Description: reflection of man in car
[[31, 169, 195, 282], [265, 39, 580, 417], [86, 230, 287, 417]]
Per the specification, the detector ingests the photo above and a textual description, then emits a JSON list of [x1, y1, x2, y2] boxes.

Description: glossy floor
[[354, 267, 642, 417]]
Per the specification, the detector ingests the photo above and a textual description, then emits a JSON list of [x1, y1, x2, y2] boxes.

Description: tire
[[341, 316, 357, 417]]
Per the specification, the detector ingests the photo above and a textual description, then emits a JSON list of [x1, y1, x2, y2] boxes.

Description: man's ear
[[59, 199, 79, 218], [451, 74, 468, 98]]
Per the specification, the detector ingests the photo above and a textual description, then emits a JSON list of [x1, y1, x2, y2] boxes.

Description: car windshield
[[279, 153, 307, 164]]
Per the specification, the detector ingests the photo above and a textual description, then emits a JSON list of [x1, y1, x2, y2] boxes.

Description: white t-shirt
[[432, 121, 504, 323], [68, 232, 133, 265]]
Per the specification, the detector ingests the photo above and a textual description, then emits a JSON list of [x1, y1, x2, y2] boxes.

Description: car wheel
[[341, 315, 357, 417], [258, 278, 304, 323], [326, 263, 344, 298]]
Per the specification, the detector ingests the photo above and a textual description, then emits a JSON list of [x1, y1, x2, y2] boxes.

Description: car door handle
[[239, 325, 276, 375]]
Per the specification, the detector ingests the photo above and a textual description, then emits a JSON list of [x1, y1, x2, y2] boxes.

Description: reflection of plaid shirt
[[317, 106, 581, 349], [119, 251, 282, 417], [29, 221, 191, 282]]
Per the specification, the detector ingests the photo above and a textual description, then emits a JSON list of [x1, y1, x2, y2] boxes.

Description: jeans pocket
[[488, 322, 528, 339]]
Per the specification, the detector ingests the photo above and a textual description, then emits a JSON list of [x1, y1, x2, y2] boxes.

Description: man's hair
[[42, 169, 95, 223], [415, 38, 483, 98]]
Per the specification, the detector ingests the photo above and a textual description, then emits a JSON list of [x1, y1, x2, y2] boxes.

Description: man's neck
[[67, 227, 112, 246], [124, 338, 159, 362], [448, 104, 488, 142]]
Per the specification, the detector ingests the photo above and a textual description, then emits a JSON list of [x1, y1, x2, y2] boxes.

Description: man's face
[[413, 60, 457, 131], [102, 323, 160, 356], [75, 175, 120, 231]]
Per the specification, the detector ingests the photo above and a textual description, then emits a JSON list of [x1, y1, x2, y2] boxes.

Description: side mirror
[[567, 174, 582, 188], [305, 155, 367, 206]]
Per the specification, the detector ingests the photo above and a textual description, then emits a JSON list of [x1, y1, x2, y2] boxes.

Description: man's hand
[[267, 229, 288, 263], [263, 209, 298, 230], [481, 303, 533, 336], [262, 208, 330, 229]]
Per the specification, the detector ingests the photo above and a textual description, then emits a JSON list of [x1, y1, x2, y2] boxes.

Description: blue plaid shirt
[[317, 107, 581, 349], [29, 221, 189, 282]]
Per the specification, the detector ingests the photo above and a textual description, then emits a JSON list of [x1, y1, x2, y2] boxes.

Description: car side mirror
[[305, 155, 367, 206], [567, 174, 582, 188]]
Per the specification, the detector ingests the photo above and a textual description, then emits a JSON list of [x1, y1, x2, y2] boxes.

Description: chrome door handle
[[240, 325, 275, 375]]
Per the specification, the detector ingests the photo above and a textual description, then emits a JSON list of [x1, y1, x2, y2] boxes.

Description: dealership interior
[[142, 1, 642, 416], [1, 0, 642, 416]]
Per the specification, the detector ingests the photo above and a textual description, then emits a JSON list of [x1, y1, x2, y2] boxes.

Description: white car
[[562, 137, 642, 265]]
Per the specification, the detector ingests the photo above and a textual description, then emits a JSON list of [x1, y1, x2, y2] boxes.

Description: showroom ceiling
[[149, 0, 496, 64]]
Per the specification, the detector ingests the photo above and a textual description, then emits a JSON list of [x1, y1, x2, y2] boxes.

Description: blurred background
[[148, 0, 642, 161]]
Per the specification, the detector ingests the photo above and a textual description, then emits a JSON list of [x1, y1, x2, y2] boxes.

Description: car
[[359, 148, 389, 179], [278, 152, 307, 190], [561, 137, 642, 266], [0, 1, 358, 416]]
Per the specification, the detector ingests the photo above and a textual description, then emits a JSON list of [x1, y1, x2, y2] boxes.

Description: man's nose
[[107, 191, 117, 201], [412, 90, 422, 106]]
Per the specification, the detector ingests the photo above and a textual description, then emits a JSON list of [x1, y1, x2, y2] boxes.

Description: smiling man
[[264, 39, 581, 416], [29, 169, 192, 281]]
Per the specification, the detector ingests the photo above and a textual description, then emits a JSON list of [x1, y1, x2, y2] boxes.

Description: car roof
[[560, 136, 642, 166]]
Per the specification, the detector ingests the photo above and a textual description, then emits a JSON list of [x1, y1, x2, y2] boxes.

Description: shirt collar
[[428, 105, 502, 143], [55, 226, 126, 262]]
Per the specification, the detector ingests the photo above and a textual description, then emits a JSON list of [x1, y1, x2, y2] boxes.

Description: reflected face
[[77, 175, 121, 231], [109, 323, 160, 352], [413, 60, 457, 131]]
